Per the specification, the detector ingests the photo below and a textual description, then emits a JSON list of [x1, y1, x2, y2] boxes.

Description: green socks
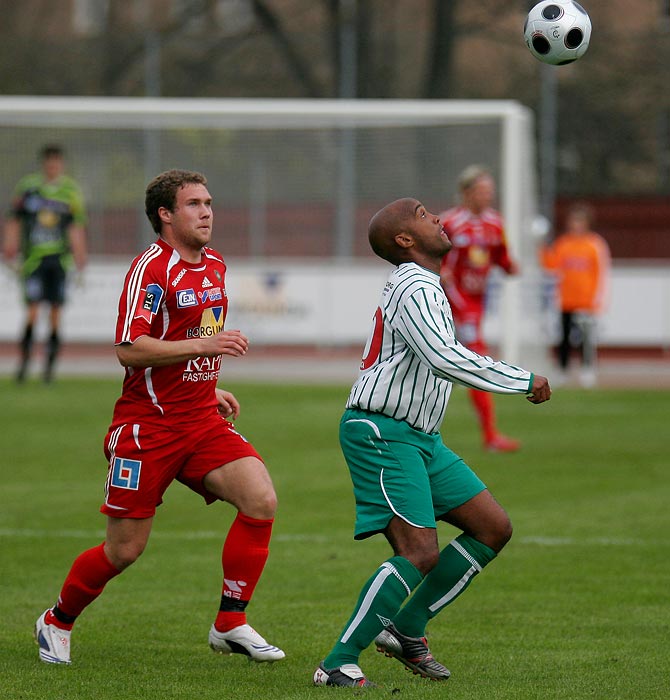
[[322, 535, 497, 668], [323, 556, 423, 668], [392, 533, 497, 638]]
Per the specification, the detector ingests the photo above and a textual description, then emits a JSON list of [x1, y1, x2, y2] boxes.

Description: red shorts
[[449, 298, 487, 353], [100, 414, 262, 519]]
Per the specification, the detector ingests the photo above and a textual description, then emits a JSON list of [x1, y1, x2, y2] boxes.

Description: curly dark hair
[[144, 169, 208, 234]]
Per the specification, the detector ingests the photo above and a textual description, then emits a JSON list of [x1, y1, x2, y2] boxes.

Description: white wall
[[1, 259, 668, 350], [599, 265, 670, 346]]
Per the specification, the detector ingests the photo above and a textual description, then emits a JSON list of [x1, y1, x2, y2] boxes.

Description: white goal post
[[0, 97, 546, 368]]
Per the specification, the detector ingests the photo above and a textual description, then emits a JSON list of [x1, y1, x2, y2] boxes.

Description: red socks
[[469, 388, 497, 443], [48, 543, 121, 630], [46, 516, 273, 634], [215, 513, 273, 632]]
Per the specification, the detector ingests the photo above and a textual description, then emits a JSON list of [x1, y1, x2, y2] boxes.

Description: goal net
[[0, 97, 548, 369]]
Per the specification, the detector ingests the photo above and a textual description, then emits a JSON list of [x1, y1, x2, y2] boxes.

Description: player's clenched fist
[[199, 329, 249, 358], [526, 374, 551, 404]]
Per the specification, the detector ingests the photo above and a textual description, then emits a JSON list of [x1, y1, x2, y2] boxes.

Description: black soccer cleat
[[313, 662, 376, 687], [375, 622, 450, 680]]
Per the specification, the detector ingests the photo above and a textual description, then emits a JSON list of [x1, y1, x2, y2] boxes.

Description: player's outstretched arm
[[400, 289, 532, 395], [526, 374, 551, 404], [116, 330, 248, 368]]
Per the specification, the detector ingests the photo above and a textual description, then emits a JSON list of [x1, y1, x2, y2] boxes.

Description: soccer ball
[[524, 1, 592, 65]]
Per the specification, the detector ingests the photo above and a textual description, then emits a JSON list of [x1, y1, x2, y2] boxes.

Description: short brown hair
[[145, 169, 208, 234], [40, 144, 64, 160], [458, 164, 491, 192]]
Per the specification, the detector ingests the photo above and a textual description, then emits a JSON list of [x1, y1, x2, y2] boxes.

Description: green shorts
[[340, 408, 486, 540]]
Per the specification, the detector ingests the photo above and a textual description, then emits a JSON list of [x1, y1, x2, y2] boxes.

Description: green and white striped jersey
[[346, 262, 533, 434]]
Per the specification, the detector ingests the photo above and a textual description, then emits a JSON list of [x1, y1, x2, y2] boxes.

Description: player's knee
[[257, 488, 278, 519], [419, 549, 440, 575], [105, 541, 146, 571], [489, 515, 513, 553], [240, 487, 277, 520], [405, 546, 440, 576]]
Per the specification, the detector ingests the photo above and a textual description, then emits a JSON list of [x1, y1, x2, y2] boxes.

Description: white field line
[[0, 528, 656, 547], [0, 528, 334, 543]]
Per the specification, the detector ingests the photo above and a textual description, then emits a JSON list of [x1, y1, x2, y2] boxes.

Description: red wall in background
[[92, 198, 670, 260], [556, 197, 670, 259]]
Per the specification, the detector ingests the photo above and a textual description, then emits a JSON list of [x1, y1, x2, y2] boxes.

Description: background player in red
[[439, 165, 521, 452], [34, 170, 284, 665]]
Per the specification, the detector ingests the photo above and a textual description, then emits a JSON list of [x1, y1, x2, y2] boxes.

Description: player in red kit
[[34, 170, 284, 665], [439, 166, 521, 452]]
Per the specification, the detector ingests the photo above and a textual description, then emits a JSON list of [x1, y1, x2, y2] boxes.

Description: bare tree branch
[[251, 0, 323, 97]]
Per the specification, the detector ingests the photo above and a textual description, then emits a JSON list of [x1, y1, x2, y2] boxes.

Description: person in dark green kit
[[3, 144, 87, 382]]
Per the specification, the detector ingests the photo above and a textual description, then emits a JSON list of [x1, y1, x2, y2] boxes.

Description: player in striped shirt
[[34, 170, 284, 666], [314, 197, 550, 688]]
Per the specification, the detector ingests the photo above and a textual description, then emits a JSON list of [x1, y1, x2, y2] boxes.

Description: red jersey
[[111, 237, 228, 426], [439, 205, 515, 312]]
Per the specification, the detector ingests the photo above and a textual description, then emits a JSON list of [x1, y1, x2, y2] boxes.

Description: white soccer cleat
[[208, 623, 285, 662], [35, 610, 72, 664]]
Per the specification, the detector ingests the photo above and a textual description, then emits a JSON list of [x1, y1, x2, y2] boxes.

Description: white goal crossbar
[[0, 97, 542, 365]]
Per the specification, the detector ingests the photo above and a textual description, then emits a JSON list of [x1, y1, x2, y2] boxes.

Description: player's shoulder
[[588, 230, 609, 245], [385, 265, 444, 323], [439, 205, 463, 223], [127, 240, 169, 272], [582, 232, 610, 262], [441, 206, 474, 234], [555, 232, 580, 248], [59, 175, 85, 199], [58, 174, 82, 189], [203, 247, 227, 282], [203, 246, 225, 265], [392, 263, 441, 294], [14, 172, 42, 193], [482, 207, 503, 227]]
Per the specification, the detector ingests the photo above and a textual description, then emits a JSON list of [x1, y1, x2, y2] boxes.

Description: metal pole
[[335, 0, 357, 259]]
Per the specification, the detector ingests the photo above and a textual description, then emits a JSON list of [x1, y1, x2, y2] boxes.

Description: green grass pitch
[[0, 377, 667, 699]]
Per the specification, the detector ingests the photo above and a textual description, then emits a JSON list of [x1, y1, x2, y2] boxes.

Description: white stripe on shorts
[[345, 417, 426, 531], [379, 468, 424, 529]]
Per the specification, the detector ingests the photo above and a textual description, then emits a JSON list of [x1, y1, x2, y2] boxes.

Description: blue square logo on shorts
[[110, 457, 142, 490]]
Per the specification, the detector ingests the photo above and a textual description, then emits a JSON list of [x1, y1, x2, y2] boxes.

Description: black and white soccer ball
[[524, 1, 592, 65]]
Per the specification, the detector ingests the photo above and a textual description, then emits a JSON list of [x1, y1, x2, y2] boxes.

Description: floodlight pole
[[335, 0, 357, 259]]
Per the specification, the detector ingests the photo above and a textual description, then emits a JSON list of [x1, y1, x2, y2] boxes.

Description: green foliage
[[0, 378, 667, 699]]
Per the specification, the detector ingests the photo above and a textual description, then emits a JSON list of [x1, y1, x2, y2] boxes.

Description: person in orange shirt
[[540, 204, 611, 387]]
